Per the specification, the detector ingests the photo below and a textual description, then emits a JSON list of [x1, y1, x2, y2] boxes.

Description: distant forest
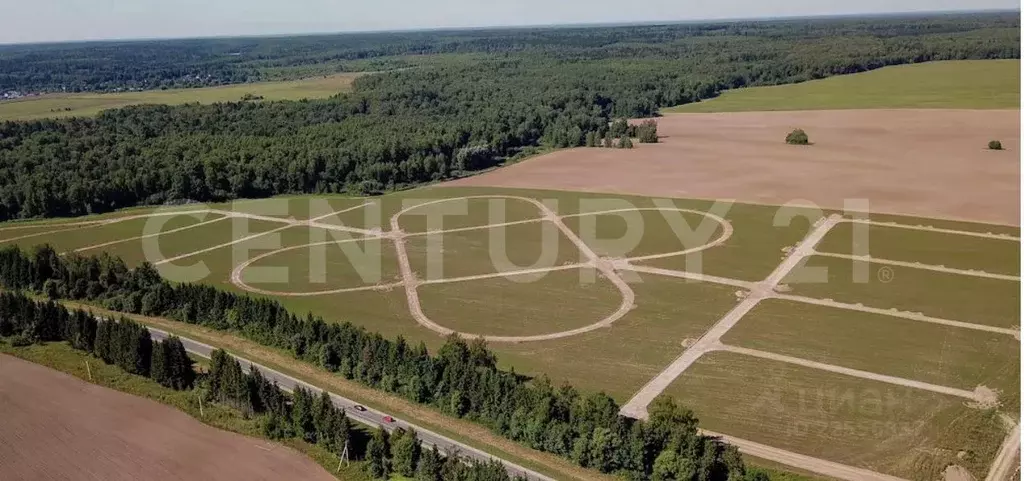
[[0, 12, 1018, 220]]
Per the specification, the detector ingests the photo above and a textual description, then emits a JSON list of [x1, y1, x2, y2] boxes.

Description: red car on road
[[382, 415, 395, 423]]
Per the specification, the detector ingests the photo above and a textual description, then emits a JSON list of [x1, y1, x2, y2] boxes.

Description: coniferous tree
[[151, 340, 168, 386], [416, 446, 443, 481], [366, 426, 392, 479], [392, 428, 421, 477], [314, 390, 336, 450], [292, 387, 317, 444]]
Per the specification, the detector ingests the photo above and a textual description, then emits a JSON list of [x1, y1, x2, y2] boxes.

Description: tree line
[[1, 13, 1018, 94], [0, 13, 1017, 220], [0, 290, 193, 390], [0, 243, 767, 480]]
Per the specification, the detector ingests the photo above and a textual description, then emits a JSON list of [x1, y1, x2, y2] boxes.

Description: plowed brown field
[[447, 109, 1020, 225], [0, 354, 336, 481]]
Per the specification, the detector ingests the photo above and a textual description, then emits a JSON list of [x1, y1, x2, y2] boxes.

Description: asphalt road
[[147, 327, 554, 481]]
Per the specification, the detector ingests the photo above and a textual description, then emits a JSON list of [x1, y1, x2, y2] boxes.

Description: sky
[[1, 0, 1019, 44]]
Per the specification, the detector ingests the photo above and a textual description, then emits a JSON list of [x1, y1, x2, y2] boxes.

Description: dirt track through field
[[445, 109, 1021, 225], [7, 195, 1021, 481], [0, 354, 336, 481], [619, 214, 843, 417]]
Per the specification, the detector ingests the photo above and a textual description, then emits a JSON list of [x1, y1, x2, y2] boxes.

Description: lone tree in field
[[989, 140, 1004, 150], [786, 129, 810, 145]]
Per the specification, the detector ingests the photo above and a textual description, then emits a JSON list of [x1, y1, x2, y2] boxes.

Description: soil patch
[[0, 354, 336, 481], [446, 110, 1020, 225]]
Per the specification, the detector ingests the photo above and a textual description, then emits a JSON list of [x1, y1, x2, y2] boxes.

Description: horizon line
[[0, 7, 1018, 47]]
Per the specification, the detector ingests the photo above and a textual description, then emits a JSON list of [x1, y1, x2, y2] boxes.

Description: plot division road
[[147, 327, 554, 481]]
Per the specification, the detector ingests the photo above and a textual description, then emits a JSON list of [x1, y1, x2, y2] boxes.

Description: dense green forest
[[0, 243, 775, 480], [0, 12, 1018, 220]]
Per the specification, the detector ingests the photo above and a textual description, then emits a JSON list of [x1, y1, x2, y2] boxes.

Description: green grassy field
[[665, 351, 1010, 480], [418, 267, 621, 337], [0, 73, 361, 121], [784, 255, 1020, 328], [1, 185, 1019, 479], [723, 299, 1021, 413], [665, 60, 1020, 113], [816, 222, 1021, 275]]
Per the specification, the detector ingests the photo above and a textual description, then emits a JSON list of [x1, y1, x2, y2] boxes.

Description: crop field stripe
[[846, 219, 1021, 241], [156, 203, 379, 266], [405, 218, 546, 237], [0, 224, 89, 244], [75, 215, 230, 253], [0, 219, 105, 232], [811, 252, 1021, 281], [155, 223, 297, 266], [772, 294, 1020, 337], [702, 429, 909, 481], [618, 264, 757, 289], [715, 344, 982, 400], [418, 263, 586, 286]]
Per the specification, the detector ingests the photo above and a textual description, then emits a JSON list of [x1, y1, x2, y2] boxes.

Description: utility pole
[[198, 392, 205, 418], [337, 440, 349, 472], [84, 360, 92, 381]]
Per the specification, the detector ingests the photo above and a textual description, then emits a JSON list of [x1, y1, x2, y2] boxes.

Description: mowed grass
[[241, 237, 401, 293], [404, 220, 582, 280], [495, 274, 739, 400], [817, 221, 1020, 275], [0, 73, 362, 121], [783, 255, 1021, 328], [0, 214, 210, 255], [638, 202, 821, 281], [722, 299, 1021, 412], [416, 267, 621, 337], [666, 351, 1010, 480], [561, 208, 727, 260], [665, 59, 1020, 112]]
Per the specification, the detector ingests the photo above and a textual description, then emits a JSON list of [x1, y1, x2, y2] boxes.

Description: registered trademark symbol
[[877, 266, 894, 283]]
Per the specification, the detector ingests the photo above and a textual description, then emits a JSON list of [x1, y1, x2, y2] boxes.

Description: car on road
[[352, 405, 366, 412], [382, 415, 395, 423]]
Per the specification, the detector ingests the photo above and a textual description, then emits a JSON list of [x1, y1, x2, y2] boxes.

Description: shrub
[[786, 129, 810, 145], [637, 120, 659, 143], [8, 333, 33, 347], [989, 140, 1004, 150]]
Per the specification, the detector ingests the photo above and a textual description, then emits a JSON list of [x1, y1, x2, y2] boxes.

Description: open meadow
[[1, 184, 1019, 481], [0, 73, 361, 121], [664, 60, 1021, 112]]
